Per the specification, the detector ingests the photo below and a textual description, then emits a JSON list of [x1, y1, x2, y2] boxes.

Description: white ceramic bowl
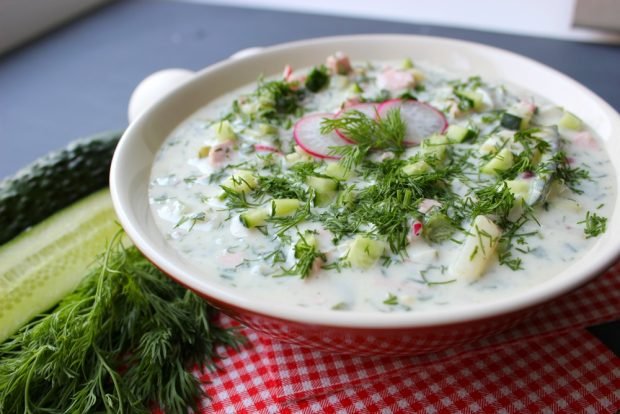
[[110, 34, 620, 355]]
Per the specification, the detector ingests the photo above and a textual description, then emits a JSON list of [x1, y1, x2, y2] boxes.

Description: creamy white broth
[[149, 58, 615, 312]]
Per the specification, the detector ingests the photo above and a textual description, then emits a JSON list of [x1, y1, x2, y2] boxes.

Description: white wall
[[176, 0, 620, 43]]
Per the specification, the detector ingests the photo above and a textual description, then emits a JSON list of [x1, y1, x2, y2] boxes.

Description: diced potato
[[450, 215, 502, 282]]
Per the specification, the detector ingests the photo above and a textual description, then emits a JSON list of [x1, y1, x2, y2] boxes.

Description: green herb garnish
[[383, 293, 399, 305], [579, 211, 607, 238], [305, 65, 330, 92], [320, 108, 407, 171], [0, 233, 244, 413]]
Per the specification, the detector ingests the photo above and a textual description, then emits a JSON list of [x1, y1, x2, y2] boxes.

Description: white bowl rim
[[110, 33, 620, 329]]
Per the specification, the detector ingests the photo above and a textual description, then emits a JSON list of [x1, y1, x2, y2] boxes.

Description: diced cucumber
[[450, 215, 502, 282], [306, 176, 339, 193], [270, 198, 301, 217], [336, 185, 356, 207], [0, 189, 119, 343], [401, 57, 414, 69], [258, 123, 279, 136], [307, 176, 339, 206], [421, 134, 449, 163], [349, 83, 364, 95], [446, 125, 476, 143], [211, 120, 237, 142], [198, 145, 211, 158], [481, 148, 514, 175], [456, 90, 484, 111], [500, 113, 522, 130], [314, 191, 338, 207], [422, 212, 455, 243], [505, 179, 530, 200], [239, 208, 269, 228], [345, 236, 385, 269], [402, 160, 431, 176], [221, 170, 257, 195], [558, 110, 582, 131], [502, 101, 535, 130], [325, 162, 352, 181]]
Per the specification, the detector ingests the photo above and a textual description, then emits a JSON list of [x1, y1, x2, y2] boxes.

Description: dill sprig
[[548, 151, 591, 194], [320, 108, 407, 171], [579, 211, 607, 238], [318, 158, 460, 252], [0, 233, 244, 414], [278, 231, 326, 278]]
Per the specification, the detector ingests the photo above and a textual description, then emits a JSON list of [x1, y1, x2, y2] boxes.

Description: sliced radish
[[378, 99, 447, 145], [254, 144, 282, 154], [334, 102, 380, 142], [293, 113, 352, 159]]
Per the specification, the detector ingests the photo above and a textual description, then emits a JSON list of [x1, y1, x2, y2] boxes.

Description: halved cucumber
[[0, 188, 119, 342]]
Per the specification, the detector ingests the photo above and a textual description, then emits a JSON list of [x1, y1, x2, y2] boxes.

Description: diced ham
[[418, 198, 442, 214], [208, 140, 235, 165], [573, 131, 597, 149], [218, 251, 244, 267], [311, 257, 324, 274], [282, 64, 294, 81], [326, 52, 352, 75], [377, 67, 415, 91]]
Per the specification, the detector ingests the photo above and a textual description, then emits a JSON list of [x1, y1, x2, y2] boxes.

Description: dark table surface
[[0, 0, 618, 351]]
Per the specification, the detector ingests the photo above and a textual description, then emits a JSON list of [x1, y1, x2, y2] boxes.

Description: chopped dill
[[277, 231, 325, 278], [383, 293, 399, 305], [174, 211, 206, 231], [320, 108, 407, 171], [550, 151, 591, 194], [579, 211, 607, 238]]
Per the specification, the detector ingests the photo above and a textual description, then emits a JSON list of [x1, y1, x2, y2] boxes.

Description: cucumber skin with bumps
[[0, 131, 122, 244]]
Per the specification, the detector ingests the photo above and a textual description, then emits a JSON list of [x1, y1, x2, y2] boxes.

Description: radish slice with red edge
[[293, 113, 352, 159], [334, 102, 379, 143], [378, 99, 447, 146], [254, 144, 282, 154]]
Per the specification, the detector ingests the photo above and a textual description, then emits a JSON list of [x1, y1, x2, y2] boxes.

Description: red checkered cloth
[[189, 263, 620, 413]]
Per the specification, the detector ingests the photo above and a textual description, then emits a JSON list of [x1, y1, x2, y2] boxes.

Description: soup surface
[[149, 54, 614, 312]]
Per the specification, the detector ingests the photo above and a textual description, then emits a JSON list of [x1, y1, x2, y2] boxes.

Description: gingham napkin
[[192, 263, 620, 413]]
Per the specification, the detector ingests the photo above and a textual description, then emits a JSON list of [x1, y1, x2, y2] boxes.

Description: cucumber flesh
[[239, 208, 269, 228], [346, 236, 385, 269], [270, 198, 300, 217], [481, 148, 514, 175], [0, 188, 119, 343], [446, 125, 476, 143], [558, 110, 582, 131], [500, 113, 522, 130]]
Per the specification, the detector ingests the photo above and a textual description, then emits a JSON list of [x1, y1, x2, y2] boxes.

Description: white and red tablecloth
[[173, 263, 619, 413]]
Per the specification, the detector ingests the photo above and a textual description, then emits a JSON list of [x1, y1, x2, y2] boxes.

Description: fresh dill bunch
[[579, 211, 607, 238], [320, 108, 407, 171], [0, 232, 244, 414]]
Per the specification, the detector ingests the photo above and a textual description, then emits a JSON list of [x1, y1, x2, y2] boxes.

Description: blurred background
[[0, 0, 619, 179]]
